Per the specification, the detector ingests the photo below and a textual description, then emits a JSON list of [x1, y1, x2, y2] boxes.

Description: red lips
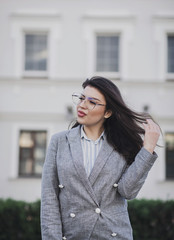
[[78, 110, 87, 117]]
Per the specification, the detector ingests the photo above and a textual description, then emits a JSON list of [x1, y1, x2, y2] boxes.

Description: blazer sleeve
[[117, 147, 158, 200], [41, 134, 62, 240]]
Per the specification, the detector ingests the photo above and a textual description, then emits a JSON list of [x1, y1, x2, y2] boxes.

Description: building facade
[[0, 0, 174, 202]]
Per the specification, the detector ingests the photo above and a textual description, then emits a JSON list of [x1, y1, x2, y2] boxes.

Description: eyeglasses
[[72, 93, 106, 110]]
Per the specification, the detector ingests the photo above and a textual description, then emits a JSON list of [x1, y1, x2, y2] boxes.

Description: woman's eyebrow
[[88, 96, 101, 102], [82, 93, 101, 102]]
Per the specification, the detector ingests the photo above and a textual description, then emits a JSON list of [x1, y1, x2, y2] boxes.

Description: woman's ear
[[104, 110, 112, 119]]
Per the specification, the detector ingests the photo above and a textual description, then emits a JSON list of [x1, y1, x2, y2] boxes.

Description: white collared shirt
[[80, 126, 104, 177]]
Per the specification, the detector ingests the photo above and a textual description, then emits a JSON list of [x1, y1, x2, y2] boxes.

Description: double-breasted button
[[58, 184, 64, 189], [70, 213, 76, 218], [62, 237, 67, 240], [111, 232, 117, 237], [95, 208, 101, 214], [113, 183, 118, 188]]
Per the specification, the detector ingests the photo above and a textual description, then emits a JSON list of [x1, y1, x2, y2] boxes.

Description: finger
[[142, 122, 148, 131], [146, 119, 156, 129], [144, 120, 151, 128], [146, 120, 160, 135], [146, 119, 154, 126], [147, 120, 159, 131]]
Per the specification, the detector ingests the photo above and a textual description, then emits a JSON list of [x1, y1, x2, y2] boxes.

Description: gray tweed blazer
[[41, 125, 157, 240]]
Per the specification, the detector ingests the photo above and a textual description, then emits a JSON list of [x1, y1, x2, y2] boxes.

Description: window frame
[[153, 15, 174, 81], [95, 33, 121, 78], [167, 34, 174, 80], [10, 11, 61, 79], [165, 132, 174, 180], [9, 123, 52, 179], [23, 31, 49, 78], [18, 129, 47, 178], [82, 13, 135, 80]]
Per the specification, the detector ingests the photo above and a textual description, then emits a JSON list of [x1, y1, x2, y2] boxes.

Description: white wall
[[0, 0, 174, 202]]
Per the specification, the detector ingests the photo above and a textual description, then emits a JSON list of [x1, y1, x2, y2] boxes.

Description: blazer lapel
[[66, 126, 99, 206], [88, 138, 114, 186]]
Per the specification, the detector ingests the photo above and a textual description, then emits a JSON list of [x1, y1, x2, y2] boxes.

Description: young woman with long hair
[[41, 76, 160, 240]]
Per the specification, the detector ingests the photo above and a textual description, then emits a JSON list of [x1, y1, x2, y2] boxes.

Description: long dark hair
[[71, 76, 155, 165]]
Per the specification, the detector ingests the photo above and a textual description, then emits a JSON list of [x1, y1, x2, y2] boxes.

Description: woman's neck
[[83, 125, 104, 141]]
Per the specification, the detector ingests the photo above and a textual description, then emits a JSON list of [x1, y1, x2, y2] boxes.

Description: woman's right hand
[[142, 119, 160, 154]]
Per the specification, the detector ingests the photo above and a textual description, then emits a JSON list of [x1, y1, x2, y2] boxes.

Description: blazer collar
[[88, 138, 114, 186], [66, 126, 99, 205], [66, 125, 114, 204]]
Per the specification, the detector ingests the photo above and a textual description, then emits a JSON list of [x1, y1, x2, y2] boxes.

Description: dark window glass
[[165, 132, 174, 179], [19, 130, 47, 177], [168, 36, 174, 73], [96, 35, 119, 72], [25, 34, 47, 71]]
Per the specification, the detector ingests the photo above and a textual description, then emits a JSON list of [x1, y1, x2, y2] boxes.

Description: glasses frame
[[72, 93, 106, 110]]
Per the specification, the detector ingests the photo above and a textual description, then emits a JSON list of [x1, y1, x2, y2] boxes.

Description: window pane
[[19, 130, 47, 177], [25, 34, 48, 71], [165, 132, 174, 179], [96, 35, 119, 72], [168, 36, 174, 73]]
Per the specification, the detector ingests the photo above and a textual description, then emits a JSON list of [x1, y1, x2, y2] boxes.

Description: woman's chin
[[77, 117, 85, 125]]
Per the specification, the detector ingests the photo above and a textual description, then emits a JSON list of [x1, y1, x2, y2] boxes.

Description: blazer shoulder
[[51, 126, 80, 142], [51, 130, 69, 142]]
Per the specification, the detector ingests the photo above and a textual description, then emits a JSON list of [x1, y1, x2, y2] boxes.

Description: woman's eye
[[79, 97, 84, 100], [90, 101, 96, 105]]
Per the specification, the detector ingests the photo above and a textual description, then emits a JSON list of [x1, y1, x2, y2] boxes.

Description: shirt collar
[[80, 125, 104, 143]]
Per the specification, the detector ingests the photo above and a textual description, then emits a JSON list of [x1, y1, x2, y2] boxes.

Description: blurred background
[[0, 0, 174, 202]]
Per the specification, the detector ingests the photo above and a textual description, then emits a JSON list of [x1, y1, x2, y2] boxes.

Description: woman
[[41, 76, 160, 240]]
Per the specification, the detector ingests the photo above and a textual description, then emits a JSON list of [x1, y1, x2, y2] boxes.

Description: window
[[168, 35, 174, 73], [19, 130, 47, 177], [165, 132, 174, 180], [24, 33, 48, 75], [83, 14, 135, 79], [11, 11, 62, 78], [96, 35, 119, 73]]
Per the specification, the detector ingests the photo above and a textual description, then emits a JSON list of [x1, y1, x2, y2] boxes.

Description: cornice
[[10, 10, 60, 19], [153, 13, 174, 20], [82, 11, 135, 20]]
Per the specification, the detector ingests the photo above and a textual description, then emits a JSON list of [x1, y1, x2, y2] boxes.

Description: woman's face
[[76, 86, 111, 129]]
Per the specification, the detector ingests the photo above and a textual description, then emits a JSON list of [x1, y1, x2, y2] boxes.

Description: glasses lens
[[72, 93, 96, 110], [86, 98, 96, 110], [72, 94, 81, 105]]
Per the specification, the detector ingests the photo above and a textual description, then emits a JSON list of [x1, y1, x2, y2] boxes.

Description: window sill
[[94, 71, 121, 80], [8, 176, 42, 181], [23, 71, 48, 79], [157, 179, 174, 183], [166, 73, 174, 81], [22, 76, 49, 81]]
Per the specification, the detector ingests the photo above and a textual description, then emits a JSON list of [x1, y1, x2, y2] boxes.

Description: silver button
[[58, 184, 64, 189], [113, 183, 118, 188], [62, 237, 67, 240], [70, 213, 76, 218], [95, 208, 101, 214], [111, 232, 117, 237]]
